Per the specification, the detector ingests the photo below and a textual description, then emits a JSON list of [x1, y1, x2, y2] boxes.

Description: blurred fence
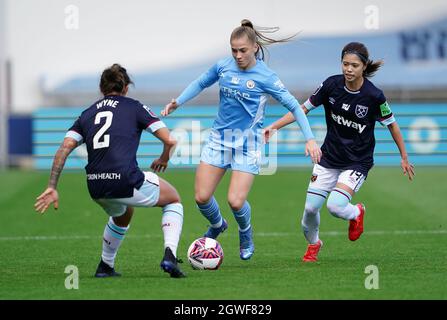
[[32, 104, 447, 170]]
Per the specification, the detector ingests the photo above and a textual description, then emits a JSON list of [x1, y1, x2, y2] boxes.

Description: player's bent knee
[[195, 192, 212, 205], [158, 179, 181, 206], [170, 189, 181, 203], [227, 195, 245, 211], [326, 190, 350, 218], [159, 191, 181, 206], [163, 202, 184, 217], [303, 190, 326, 216], [304, 203, 319, 216], [326, 203, 343, 218], [113, 206, 134, 227]]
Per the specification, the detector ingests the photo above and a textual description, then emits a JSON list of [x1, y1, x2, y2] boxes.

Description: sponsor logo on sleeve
[[273, 79, 284, 89], [143, 105, 157, 118], [380, 101, 392, 117]]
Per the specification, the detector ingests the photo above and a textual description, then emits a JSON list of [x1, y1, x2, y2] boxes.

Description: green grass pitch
[[0, 167, 446, 299]]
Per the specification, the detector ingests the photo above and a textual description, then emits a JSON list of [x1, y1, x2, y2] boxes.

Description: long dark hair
[[99, 63, 134, 95], [341, 42, 383, 78], [230, 19, 297, 61]]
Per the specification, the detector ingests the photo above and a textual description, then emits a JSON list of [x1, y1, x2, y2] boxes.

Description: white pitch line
[[0, 230, 446, 241], [0, 234, 160, 241], [256, 230, 447, 237]]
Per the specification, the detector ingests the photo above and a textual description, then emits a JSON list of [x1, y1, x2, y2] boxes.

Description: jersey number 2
[[93, 111, 113, 149]]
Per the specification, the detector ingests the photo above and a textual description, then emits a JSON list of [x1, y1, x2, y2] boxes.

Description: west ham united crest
[[311, 174, 318, 182], [355, 104, 368, 118]]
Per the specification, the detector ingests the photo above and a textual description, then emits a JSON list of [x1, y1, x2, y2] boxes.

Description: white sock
[[302, 211, 321, 244], [102, 217, 129, 268], [327, 188, 359, 220], [334, 203, 359, 220], [301, 189, 327, 244], [161, 203, 184, 258]]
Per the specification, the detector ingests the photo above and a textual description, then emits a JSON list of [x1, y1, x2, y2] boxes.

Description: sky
[[2, 0, 447, 111]]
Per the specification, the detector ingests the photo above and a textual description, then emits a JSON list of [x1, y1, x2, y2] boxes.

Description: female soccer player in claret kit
[[162, 19, 321, 260], [265, 42, 415, 262], [35, 64, 186, 278]]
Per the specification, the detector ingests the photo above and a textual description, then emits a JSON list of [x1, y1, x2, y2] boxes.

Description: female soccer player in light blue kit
[[162, 19, 321, 260]]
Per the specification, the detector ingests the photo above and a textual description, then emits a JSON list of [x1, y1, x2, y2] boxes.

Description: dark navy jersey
[[66, 95, 165, 199], [303, 75, 395, 175]]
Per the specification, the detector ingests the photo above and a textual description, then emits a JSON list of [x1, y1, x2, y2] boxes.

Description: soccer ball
[[187, 237, 224, 270]]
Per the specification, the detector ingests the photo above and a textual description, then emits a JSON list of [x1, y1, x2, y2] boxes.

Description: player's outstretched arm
[[264, 105, 310, 143], [288, 104, 321, 163], [161, 66, 219, 117], [34, 137, 78, 214], [161, 99, 180, 117], [388, 122, 415, 181], [35, 188, 59, 214], [264, 111, 295, 144], [305, 139, 322, 164], [151, 127, 177, 172]]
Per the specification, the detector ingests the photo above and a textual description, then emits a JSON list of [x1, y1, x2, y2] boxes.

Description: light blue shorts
[[94, 172, 160, 217], [201, 139, 261, 175]]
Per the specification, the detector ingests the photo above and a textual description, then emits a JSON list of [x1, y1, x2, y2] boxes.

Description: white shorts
[[308, 164, 366, 193], [94, 172, 160, 217]]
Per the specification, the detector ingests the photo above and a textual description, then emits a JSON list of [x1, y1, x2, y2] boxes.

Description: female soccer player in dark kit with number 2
[[35, 64, 186, 278]]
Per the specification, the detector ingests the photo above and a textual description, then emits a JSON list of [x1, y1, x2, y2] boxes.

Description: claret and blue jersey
[[304, 75, 395, 175], [65, 95, 165, 199]]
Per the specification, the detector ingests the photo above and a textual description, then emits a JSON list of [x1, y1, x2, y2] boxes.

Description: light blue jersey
[[177, 57, 314, 143], [176, 57, 314, 174]]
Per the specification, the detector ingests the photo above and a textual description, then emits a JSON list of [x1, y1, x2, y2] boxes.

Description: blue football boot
[[239, 226, 255, 260]]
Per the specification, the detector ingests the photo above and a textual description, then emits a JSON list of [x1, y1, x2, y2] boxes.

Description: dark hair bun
[[241, 19, 254, 28]]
